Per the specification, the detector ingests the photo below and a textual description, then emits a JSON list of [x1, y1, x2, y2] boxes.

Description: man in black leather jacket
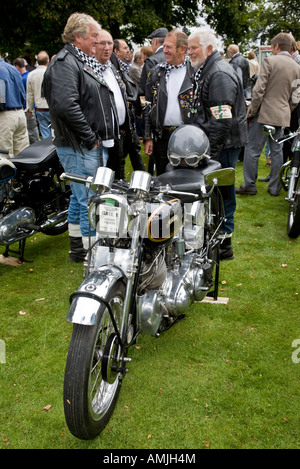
[[227, 44, 250, 94], [138, 27, 168, 174], [188, 29, 248, 260], [138, 27, 168, 97], [110, 40, 145, 177], [143, 29, 194, 175], [43, 13, 128, 261]]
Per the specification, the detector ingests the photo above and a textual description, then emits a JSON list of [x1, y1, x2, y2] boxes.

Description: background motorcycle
[[0, 137, 71, 261], [61, 126, 235, 440], [263, 121, 300, 238]]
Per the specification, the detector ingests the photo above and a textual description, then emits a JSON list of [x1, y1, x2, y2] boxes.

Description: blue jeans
[[219, 147, 241, 234], [56, 145, 108, 237], [36, 111, 51, 139]]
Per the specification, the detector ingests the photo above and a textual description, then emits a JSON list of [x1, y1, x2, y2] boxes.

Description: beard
[[192, 54, 207, 69]]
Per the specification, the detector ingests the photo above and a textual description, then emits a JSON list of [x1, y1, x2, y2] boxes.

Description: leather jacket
[[143, 61, 194, 139], [191, 51, 248, 159], [138, 47, 166, 96], [43, 44, 129, 152], [229, 53, 250, 91]]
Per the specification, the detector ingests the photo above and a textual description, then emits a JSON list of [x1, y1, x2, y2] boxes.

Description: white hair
[[188, 29, 219, 53]]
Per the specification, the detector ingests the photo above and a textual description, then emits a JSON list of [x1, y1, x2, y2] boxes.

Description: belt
[[162, 126, 178, 132], [6, 107, 22, 111], [36, 108, 49, 112]]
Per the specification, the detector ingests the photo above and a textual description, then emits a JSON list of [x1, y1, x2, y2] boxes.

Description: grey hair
[[62, 12, 100, 44], [188, 29, 219, 53]]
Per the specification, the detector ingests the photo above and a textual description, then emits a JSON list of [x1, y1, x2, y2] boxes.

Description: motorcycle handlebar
[[263, 124, 300, 144], [60, 172, 92, 185], [60, 171, 200, 199]]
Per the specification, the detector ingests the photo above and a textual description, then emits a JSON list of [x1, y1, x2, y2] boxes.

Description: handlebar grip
[[60, 172, 90, 184]]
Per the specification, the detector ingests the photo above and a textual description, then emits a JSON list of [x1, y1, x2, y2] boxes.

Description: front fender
[[67, 266, 124, 325]]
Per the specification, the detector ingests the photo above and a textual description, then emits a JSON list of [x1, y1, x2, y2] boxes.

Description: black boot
[[219, 237, 234, 261], [68, 236, 87, 262]]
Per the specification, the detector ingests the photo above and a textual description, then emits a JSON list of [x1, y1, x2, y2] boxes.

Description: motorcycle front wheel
[[287, 176, 300, 238], [64, 280, 126, 440]]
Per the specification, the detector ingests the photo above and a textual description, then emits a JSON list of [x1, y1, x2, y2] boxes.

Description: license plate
[[98, 204, 121, 236]]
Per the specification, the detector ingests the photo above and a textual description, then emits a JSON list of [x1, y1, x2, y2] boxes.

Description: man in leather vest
[[143, 29, 194, 175], [188, 29, 248, 260]]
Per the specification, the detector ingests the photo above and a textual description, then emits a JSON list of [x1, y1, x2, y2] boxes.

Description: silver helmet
[[167, 125, 210, 167]]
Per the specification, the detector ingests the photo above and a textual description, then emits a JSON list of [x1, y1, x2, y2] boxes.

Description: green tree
[[0, 0, 199, 60], [253, 0, 300, 43], [0, 0, 92, 59], [200, 0, 262, 48]]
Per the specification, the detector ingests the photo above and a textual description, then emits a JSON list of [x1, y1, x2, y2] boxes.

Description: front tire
[[287, 177, 300, 238], [64, 281, 126, 440]]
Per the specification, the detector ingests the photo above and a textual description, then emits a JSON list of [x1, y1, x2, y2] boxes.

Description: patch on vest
[[210, 105, 232, 119]]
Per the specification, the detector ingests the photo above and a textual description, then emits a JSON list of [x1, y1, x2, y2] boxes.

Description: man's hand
[[144, 139, 153, 155]]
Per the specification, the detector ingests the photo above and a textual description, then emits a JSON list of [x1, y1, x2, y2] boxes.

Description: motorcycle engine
[[139, 249, 167, 290]]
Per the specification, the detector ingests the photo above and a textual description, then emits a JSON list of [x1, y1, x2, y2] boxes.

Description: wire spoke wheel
[[64, 281, 126, 440]]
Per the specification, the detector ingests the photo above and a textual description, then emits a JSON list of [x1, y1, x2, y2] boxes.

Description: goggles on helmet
[[168, 148, 210, 167]]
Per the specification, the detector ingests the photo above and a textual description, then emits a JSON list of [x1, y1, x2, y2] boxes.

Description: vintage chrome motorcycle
[[0, 138, 71, 261], [62, 125, 235, 440], [263, 121, 300, 238]]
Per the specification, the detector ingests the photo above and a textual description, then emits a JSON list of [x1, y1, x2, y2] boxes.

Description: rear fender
[[67, 266, 124, 325]]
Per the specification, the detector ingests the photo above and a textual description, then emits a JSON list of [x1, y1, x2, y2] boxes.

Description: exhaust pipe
[[40, 209, 68, 232], [27, 210, 68, 233]]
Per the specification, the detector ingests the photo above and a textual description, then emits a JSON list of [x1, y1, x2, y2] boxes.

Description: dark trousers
[[107, 140, 122, 180], [219, 147, 241, 234], [121, 130, 145, 178], [107, 131, 145, 180], [153, 129, 174, 176]]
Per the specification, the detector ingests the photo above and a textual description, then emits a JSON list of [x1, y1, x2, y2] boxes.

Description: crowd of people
[[1, 12, 300, 262]]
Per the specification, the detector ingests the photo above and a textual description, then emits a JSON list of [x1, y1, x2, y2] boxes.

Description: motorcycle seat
[[9, 137, 57, 172], [157, 159, 222, 201]]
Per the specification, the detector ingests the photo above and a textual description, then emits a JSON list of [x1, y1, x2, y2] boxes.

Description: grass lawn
[[0, 150, 299, 449]]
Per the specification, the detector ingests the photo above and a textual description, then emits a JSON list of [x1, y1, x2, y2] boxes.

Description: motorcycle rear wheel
[[287, 177, 300, 238], [64, 280, 126, 440]]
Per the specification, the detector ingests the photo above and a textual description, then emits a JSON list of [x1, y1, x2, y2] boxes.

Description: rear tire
[[64, 280, 126, 440]]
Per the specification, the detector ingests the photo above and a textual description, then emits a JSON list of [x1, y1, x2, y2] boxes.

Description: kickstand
[[206, 247, 220, 301], [3, 239, 32, 263]]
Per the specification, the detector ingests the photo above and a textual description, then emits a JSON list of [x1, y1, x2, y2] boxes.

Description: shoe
[[267, 190, 280, 197], [258, 175, 271, 182], [68, 236, 87, 262], [235, 186, 257, 195], [219, 237, 234, 261]]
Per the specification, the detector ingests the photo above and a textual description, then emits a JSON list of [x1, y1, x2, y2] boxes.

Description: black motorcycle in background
[[0, 138, 71, 261], [263, 121, 300, 238]]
